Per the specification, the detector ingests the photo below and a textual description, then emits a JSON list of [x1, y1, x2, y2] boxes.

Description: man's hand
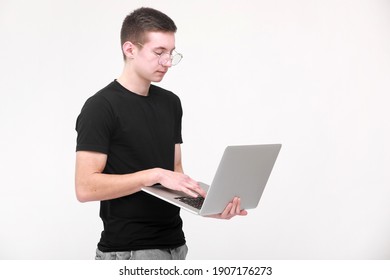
[[207, 197, 248, 219], [157, 168, 207, 198]]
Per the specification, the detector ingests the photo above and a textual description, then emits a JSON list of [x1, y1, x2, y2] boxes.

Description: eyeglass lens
[[159, 52, 182, 66]]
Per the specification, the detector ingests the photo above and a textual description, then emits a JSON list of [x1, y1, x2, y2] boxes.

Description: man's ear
[[122, 41, 136, 60]]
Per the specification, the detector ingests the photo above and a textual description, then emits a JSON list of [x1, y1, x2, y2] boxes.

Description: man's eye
[[154, 51, 164, 56]]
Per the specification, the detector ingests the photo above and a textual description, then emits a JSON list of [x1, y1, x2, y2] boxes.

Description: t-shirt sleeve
[[75, 95, 115, 154], [174, 95, 183, 144]]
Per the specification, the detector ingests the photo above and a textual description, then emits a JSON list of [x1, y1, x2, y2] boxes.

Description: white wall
[[0, 0, 389, 259]]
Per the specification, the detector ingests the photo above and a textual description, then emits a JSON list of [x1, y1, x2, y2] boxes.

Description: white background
[[0, 0, 389, 260]]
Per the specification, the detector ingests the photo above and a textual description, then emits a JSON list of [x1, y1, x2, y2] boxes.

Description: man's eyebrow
[[152, 46, 176, 52]]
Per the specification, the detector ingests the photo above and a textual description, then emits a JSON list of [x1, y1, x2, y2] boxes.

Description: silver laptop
[[142, 144, 281, 216]]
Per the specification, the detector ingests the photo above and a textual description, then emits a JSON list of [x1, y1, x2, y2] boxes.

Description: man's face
[[132, 31, 176, 83]]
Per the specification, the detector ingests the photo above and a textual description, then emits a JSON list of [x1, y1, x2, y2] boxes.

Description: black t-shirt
[[75, 80, 185, 252]]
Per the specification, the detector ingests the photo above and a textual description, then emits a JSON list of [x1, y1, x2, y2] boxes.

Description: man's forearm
[[75, 168, 161, 202]]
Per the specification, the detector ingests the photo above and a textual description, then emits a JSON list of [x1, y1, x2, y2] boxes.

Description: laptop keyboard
[[175, 196, 205, 209]]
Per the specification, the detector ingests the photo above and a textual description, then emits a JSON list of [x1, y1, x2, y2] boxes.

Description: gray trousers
[[95, 244, 188, 260]]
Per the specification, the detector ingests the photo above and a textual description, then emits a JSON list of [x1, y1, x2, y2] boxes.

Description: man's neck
[[117, 66, 151, 96]]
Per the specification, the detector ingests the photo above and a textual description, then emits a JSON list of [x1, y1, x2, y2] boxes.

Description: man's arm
[[75, 151, 157, 202], [174, 144, 184, 173], [75, 145, 205, 202]]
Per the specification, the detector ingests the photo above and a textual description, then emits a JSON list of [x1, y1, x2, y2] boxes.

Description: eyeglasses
[[137, 43, 183, 66]]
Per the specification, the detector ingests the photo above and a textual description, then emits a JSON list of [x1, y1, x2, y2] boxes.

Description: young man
[[75, 7, 247, 260]]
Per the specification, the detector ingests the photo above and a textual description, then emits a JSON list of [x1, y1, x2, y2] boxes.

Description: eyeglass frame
[[137, 43, 183, 66]]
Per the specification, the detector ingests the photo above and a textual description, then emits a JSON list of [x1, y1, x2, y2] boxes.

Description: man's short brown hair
[[120, 7, 177, 59]]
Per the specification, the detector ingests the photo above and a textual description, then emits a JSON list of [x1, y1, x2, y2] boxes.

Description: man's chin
[[151, 76, 164, 83]]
